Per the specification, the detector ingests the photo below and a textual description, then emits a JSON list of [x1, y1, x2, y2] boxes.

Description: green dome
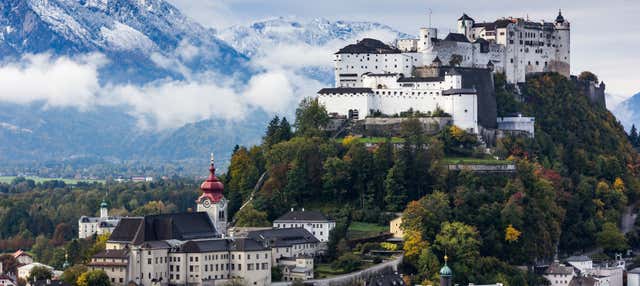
[[100, 201, 108, 208], [440, 264, 453, 276]]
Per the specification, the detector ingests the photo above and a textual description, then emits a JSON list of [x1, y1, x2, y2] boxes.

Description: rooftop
[[180, 238, 267, 253], [248, 228, 320, 248], [108, 212, 218, 244], [275, 210, 333, 222], [336, 38, 401, 54], [318, 88, 372, 95]]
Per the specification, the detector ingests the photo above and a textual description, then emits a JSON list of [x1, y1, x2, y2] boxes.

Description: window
[[148, 258, 152, 265]]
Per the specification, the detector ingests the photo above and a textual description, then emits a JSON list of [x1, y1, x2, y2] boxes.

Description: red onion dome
[[198, 153, 224, 203]]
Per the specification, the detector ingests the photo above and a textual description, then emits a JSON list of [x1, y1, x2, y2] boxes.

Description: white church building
[[78, 199, 120, 239]]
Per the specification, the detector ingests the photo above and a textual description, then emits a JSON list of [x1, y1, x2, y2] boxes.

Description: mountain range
[[612, 92, 640, 131], [0, 0, 409, 176]]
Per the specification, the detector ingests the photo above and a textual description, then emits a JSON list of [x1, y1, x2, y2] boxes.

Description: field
[[347, 222, 388, 239], [0, 176, 105, 185], [442, 157, 514, 165]]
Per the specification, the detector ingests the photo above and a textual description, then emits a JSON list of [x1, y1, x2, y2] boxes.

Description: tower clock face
[[201, 198, 211, 208]]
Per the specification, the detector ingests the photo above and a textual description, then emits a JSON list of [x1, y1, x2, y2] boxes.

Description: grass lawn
[[347, 222, 388, 239], [442, 157, 514, 165], [0, 176, 105, 185], [314, 261, 375, 278]]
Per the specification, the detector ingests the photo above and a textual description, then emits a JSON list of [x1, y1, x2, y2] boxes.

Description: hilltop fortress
[[318, 11, 571, 135]]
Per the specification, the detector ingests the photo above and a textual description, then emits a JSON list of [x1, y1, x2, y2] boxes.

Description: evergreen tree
[[629, 124, 638, 147], [278, 117, 293, 142], [264, 116, 281, 147]]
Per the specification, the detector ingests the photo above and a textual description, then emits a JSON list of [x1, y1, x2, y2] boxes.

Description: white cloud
[[0, 53, 106, 109], [0, 52, 323, 130]]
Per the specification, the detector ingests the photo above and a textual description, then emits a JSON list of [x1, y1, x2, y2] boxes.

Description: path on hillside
[[621, 205, 637, 235], [231, 171, 268, 225]]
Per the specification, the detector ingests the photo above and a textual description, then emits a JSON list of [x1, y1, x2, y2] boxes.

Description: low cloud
[[0, 53, 323, 130], [0, 53, 106, 109], [0, 29, 395, 131]]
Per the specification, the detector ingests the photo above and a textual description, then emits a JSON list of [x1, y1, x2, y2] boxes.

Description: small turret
[[99, 199, 108, 218], [457, 13, 474, 37], [440, 255, 453, 286], [555, 9, 565, 24]]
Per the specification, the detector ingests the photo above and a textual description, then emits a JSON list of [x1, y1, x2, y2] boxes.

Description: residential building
[[543, 262, 575, 286], [389, 216, 403, 239], [12, 250, 33, 266], [273, 209, 335, 243], [0, 275, 15, 286]]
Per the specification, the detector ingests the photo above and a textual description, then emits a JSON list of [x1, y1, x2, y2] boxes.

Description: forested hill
[[224, 73, 640, 285], [0, 72, 636, 286]]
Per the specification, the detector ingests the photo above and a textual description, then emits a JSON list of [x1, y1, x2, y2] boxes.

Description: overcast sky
[[169, 0, 639, 103]]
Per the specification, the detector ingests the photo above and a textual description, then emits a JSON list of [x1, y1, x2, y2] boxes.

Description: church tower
[[99, 199, 109, 218], [197, 153, 228, 235], [439, 255, 453, 286]]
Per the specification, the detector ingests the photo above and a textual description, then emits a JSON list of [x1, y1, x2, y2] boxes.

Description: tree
[[578, 71, 598, 83], [62, 265, 88, 286], [434, 221, 481, 265], [403, 230, 430, 259], [505, 224, 522, 242], [27, 266, 53, 282], [294, 97, 329, 137], [402, 191, 451, 241], [384, 166, 407, 211], [332, 253, 362, 273], [630, 125, 639, 147], [596, 222, 628, 255], [234, 204, 270, 227], [271, 267, 283, 281], [77, 270, 110, 286], [0, 254, 18, 275]]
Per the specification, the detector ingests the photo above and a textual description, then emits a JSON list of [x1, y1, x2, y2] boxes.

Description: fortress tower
[[197, 153, 228, 235]]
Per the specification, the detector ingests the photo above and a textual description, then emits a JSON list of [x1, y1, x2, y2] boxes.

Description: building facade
[[273, 209, 336, 243], [318, 71, 479, 133], [78, 200, 120, 239], [337, 11, 570, 86]]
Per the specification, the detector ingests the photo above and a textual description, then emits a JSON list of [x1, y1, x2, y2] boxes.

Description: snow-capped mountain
[[219, 17, 412, 58], [0, 1, 414, 174], [612, 91, 640, 131], [0, 0, 248, 82]]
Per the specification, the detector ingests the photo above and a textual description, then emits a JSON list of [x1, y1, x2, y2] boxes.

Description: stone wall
[[272, 255, 403, 286], [352, 117, 452, 137], [414, 66, 497, 128]]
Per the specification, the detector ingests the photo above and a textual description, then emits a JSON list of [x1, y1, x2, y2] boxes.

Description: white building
[[318, 71, 479, 133], [336, 11, 570, 86], [273, 209, 335, 243], [566, 255, 593, 273], [497, 115, 535, 137], [92, 156, 328, 286], [247, 228, 320, 282], [12, 250, 33, 266], [78, 200, 120, 239], [0, 275, 15, 286], [17, 263, 53, 282], [628, 268, 640, 286], [279, 257, 314, 281], [543, 262, 575, 286], [99, 218, 272, 286]]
